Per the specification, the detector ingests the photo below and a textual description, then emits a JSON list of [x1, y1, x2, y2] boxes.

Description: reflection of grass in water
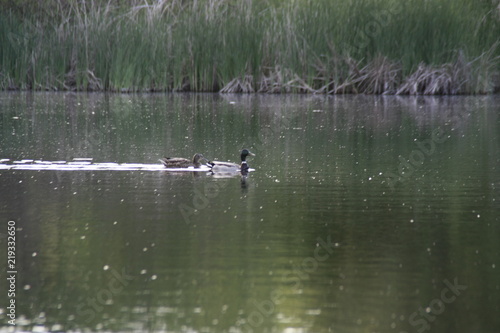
[[1, 0, 499, 94]]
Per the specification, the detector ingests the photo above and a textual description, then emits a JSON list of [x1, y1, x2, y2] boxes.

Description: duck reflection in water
[[240, 168, 249, 189]]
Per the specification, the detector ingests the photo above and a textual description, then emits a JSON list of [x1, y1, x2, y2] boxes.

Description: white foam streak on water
[[0, 160, 212, 172]]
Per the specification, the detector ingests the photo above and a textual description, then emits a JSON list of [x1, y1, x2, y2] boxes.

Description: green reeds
[[1, 0, 499, 94]]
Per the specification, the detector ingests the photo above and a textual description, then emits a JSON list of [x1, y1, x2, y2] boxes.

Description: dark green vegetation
[[1, 0, 500, 94]]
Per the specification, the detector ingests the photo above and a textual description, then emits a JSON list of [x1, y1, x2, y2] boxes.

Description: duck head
[[240, 149, 255, 162], [192, 153, 208, 167]]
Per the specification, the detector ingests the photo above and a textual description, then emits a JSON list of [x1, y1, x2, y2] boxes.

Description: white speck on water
[[113, 221, 118, 225], [493, 264, 496, 269], [151, 275, 157, 280], [477, 214, 480, 218], [306, 309, 322, 315], [410, 219, 414, 223], [425, 307, 431, 313], [23, 285, 31, 290], [103, 265, 109, 271], [143, 247, 148, 252], [51, 324, 63, 331], [140, 269, 147, 275], [80, 235, 86, 240], [32, 252, 37, 257]]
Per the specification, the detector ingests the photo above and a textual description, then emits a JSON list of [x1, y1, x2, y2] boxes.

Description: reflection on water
[[0, 93, 499, 332]]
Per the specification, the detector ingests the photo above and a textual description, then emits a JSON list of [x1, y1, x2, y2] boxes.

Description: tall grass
[[1, 0, 499, 94]]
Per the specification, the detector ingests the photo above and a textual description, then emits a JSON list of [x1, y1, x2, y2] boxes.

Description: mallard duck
[[159, 153, 207, 168], [207, 149, 255, 173]]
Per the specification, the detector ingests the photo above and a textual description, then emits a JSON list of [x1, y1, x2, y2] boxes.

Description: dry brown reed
[[218, 52, 499, 95]]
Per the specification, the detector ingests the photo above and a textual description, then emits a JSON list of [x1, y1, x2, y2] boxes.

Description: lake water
[[0, 92, 499, 333]]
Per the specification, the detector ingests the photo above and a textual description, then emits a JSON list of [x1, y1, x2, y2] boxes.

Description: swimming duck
[[159, 153, 207, 168], [207, 149, 255, 173]]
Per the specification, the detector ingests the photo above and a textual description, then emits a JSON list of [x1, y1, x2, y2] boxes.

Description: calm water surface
[[0, 92, 499, 333]]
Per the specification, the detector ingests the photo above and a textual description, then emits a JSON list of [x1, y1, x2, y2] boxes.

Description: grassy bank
[[1, 0, 499, 94]]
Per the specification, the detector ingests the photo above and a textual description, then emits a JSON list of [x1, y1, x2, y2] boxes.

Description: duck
[[159, 153, 207, 168], [207, 149, 255, 173]]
